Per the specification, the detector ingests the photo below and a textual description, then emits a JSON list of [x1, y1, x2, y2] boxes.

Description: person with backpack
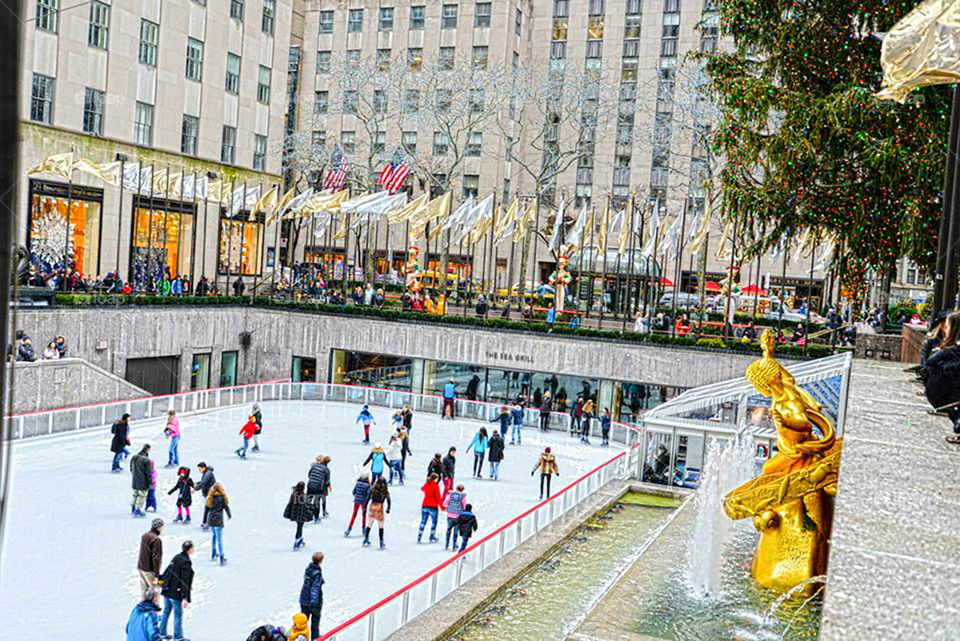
[[490, 406, 510, 440], [452, 503, 479, 553], [299, 551, 325, 639], [364, 477, 391, 548], [307, 455, 332, 523], [356, 405, 376, 444], [600, 407, 612, 446], [251, 402, 263, 452], [344, 474, 372, 538], [164, 410, 181, 468], [510, 404, 525, 445], [206, 483, 231, 565], [125, 587, 162, 641], [466, 427, 489, 479], [130, 445, 153, 517], [159, 540, 195, 641], [236, 415, 258, 459], [363, 443, 389, 483], [168, 466, 195, 524], [531, 447, 560, 500], [111, 413, 131, 472], [195, 462, 216, 529], [443, 484, 467, 550], [284, 481, 313, 551], [487, 431, 505, 480], [418, 473, 443, 543]]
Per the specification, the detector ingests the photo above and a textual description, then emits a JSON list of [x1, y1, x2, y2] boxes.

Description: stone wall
[[14, 306, 768, 393], [7, 358, 147, 413], [854, 331, 903, 361]]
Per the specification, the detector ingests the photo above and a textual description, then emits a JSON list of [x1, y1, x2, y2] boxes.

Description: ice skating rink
[[0, 399, 619, 639]]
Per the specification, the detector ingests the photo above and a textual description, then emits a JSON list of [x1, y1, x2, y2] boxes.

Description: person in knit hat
[[288, 612, 310, 641]]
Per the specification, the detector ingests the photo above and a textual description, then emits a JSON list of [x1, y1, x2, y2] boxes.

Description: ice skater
[[196, 462, 216, 529], [418, 473, 443, 543], [130, 444, 153, 517], [600, 407, 612, 446], [168, 466, 195, 524], [401, 404, 414, 452], [510, 404, 524, 445], [488, 431, 504, 480], [452, 503, 478, 553], [580, 397, 594, 444], [251, 402, 263, 452], [490, 406, 510, 440], [363, 442, 389, 483], [298, 551, 324, 640], [144, 460, 158, 512], [344, 473, 371, 537], [356, 404, 376, 444], [207, 483, 231, 565], [137, 518, 164, 606], [386, 434, 404, 485], [531, 447, 560, 500], [467, 427, 489, 478], [236, 414, 258, 459], [111, 413, 131, 472], [443, 484, 467, 550], [284, 481, 312, 550], [441, 447, 457, 502], [307, 455, 332, 522], [125, 587, 161, 641], [159, 540, 195, 641], [164, 410, 181, 467], [364, 477, 391, 548], [441, 378, 457, 419]]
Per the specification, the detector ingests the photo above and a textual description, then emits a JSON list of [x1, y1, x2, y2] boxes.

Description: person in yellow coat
[[435, 294, 447, 316], [423, 293, 436, 315], [288, 612, 310, 641]]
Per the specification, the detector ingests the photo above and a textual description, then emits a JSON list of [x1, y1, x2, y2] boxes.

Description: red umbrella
[[659, 277, 673, 286], [742, 284, 768, 296], [704, 280, 722, 293]]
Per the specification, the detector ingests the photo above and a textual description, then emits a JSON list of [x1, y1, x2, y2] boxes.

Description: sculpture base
[[751, 490, 833, 595]]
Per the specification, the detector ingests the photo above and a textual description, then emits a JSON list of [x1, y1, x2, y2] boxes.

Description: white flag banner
[[641, 208, 662, 258], [452, 193, 494, 245], [245, 185, 261, 210], [443, 197, 474, 233], [138, 166, 153, 193], [195, 175, 209, 200], [549, 195, 566, 252], [122, 162, 141, 191], [566, 202, 590, 247]]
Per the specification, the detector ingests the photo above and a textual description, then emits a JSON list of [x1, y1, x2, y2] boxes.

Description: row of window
[[317, 3, 520, 35], [30, 74, 266, 170], [315, 46, 491, 74], [35, 0, 277, 37]]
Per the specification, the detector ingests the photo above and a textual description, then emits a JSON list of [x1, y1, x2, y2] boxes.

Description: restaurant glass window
[[423, 360, 484, 398], [292, 356, 317, 383], [191, 352, 211, 390], [220, 350, 238, 386], [331, 350, 414, 391], [130, 196, 195, 287], [27, 180, 102, 277], [218, 210, 264, 275]]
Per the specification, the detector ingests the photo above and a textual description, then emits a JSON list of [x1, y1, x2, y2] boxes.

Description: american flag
[[322, 146, 349, 190], [378, 148, 411, 194]]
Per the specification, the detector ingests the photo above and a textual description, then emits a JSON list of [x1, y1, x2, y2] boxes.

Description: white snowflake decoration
[[31, 209, 75, 267]]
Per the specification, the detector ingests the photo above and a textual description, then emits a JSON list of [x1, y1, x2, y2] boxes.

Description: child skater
[[144, 460, 158, 512], [356, 405, 376, 444], [284, 481, 312, 550], [344, 474, 372, 538], [167, 466, 196, 524], [452, 503, 478, 553], [236, 415, 258, 459], [364, 477, 391, 549]]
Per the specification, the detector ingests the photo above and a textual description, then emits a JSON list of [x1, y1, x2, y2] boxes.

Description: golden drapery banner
[[250, 185, 278, 220], [688, 195, 714, 255], [714, 219, 733, 261], [877, 0, 960, 102], [494, 197, 519, 241], [617, 205, 633, 257], [408, 192, 451, 241], [26, 152, 74, 180], [387, 193, 428, 225], [266, 187, 297, 225], [511, 199, 537, 242], [72, 158, 121, 185], [597, 200, 612, 252]]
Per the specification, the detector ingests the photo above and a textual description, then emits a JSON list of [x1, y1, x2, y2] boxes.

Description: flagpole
[[670, 198, 688, 335], [637, 198, 647, 319], [487, 195, 498, 302], [622, 193, 636, 333], [189, 170, 198, 290], [62, 151, 73, 291], [586, 204, 597, 319], [160, 165, 171, 288], [531, 191, 542, 310], [778, 239, 788, 337], [114, 156, 126, 281], [649, 197, 661, 326], [599, 194, 611, 329], [271, 184, 281, 294], [145, 164, 155, 292]]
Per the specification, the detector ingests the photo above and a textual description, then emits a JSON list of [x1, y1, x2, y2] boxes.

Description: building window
[[665, 0, 680, 12], [439, 46, 455, 70], [589, 0, 605, 15], [28, 180, 103, 276], [348, 9, 364, 32], [257, 65, 271, 103], [441, 4, 458, 29], [379, 7, 394, 31], [311, 130, 326, 148], [515, 9, 522, 36], [225, 53, 241, 93], [346, 49, 361, 64], [475, 2, 491, 28], [181, 115, 199, 155], [627, 0, 642, 14], [341, 131, 356, 154], [472, 45, 488, 69], [318, 10, 334, 33], [587, 16, 604, 39], [218, 211, 264, 275], [314, 90, 328, 115], [554, 0, 569, 17], [221, 125, 237, 164], [230, 0, 244, 20], [435, 89, 451, 113], [262, 0, 275, 34], [139, 19, 158, 66], [433, 131, 449, 156], [185, 38, 204, 81], [402, 131, 417, 154], [374, 89, 388, 114], [343, 90, 358, 113], [586, 40, 603, 59], [128, 195, 195, 287], [377, 48, 391, 70], [467, 131, 482, 157], [463, 175, 479, 199], [134, 102, 154, 146], [625, 15, 642, 38], [906, 268, 917, 284], [408, 47, 423, 70], [403, 89, 420, 113], [36, 0, 59, 33], [373, 131, 386, 154], [82, 88, 104, 135], [316, 50, 331, 73], [468, 88, 484, 113], [88, 1, 109, 49], [253, 134, 267, 170], [410, 5, 425, 29]]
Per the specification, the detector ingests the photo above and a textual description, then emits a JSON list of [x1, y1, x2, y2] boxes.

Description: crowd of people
[[12, 330, 67, 362]]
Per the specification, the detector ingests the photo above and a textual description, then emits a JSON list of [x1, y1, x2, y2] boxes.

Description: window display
[[218, 211, 263, 275], [130, 196, 195, 289], [28, 180, 102, 277]]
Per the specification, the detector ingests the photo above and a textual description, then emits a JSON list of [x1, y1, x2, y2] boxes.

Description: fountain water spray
[[687, 435, 756, 597]]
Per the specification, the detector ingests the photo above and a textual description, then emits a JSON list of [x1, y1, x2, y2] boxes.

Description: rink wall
[[14, 306, 759, 394], [6, 358, 147, 413]]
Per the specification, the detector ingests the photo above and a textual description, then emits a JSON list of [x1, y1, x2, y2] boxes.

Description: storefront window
[[304, 246, 345, 279], [28, 180, 102, 276], [191, 352, 211, 390], [331, 350, 414, 391], [218, 211, 264, 275], [423, 361, 485, 398], [220, 350, 238, 386], [292, 356, 317, 383], [130, 196, 195, 288]]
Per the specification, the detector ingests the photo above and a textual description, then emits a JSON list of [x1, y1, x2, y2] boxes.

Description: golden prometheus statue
[[723, 329, 842, 594]]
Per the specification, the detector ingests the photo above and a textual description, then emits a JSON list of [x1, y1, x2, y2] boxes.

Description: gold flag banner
[[387, 193, 428, 225], [152, 168, 168, 195], [333, 214, 348, 241], [793, 227, 812, 262], [618, 206, 633, 257], [877, 0, 960, 102], [251, 185, 278, 220], [27, 152, 74, 180], [468, 216, 492, 244], [714, 219, 733, 261], [72, 158, 121, 185], [597, 200, 612, 252], [267, 186, 297, 225], [409, 192, 451, 240], [688, 196, 714, 255], [295, 189, 349, 217], [511, 200, 537, 242], [495, 198, 519, 240]]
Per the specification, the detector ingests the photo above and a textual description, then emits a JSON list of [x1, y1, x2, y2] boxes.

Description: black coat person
[[924, 345, 960, 429], [160, 550, 195, 603], [110, 415, 130, 453], [130, 447, 152, 491]]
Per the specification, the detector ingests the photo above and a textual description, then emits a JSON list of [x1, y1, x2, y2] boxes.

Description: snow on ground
[[0, 399, 619, 639]]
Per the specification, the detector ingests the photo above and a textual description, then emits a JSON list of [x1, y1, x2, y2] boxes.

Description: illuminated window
[[218, 211, 264, 275], [129, 195, 195, 286], [28, 180, 103, 277]]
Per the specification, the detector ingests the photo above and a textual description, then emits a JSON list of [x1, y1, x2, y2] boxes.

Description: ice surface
[[0, 400, 618, 639]]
